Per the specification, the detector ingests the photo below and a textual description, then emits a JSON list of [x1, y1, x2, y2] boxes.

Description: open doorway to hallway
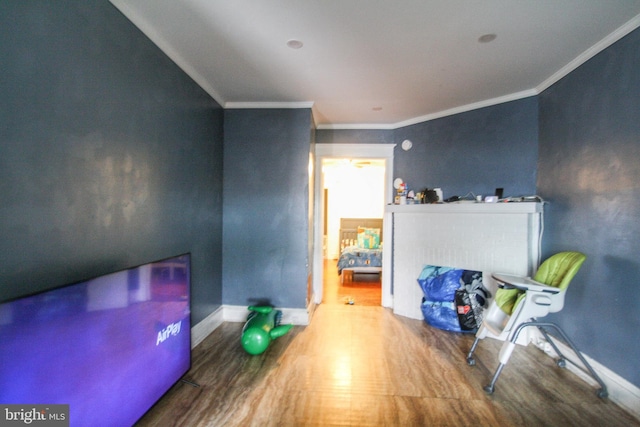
[[321, 158, 385, 306], [312, 143, 395, 308]]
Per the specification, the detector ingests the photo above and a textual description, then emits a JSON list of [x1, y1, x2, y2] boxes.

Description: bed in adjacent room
[[336, 218, 383, 283]]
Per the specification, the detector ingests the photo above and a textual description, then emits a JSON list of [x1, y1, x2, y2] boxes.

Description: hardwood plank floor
[[324, 259, 381, 306], [137, 263, 638, 426]]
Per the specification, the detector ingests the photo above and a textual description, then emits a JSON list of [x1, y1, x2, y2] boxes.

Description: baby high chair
[[466, 251, 608, 397]]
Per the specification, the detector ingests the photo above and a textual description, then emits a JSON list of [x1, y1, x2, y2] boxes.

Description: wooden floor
[[324, 259, 381, 306], [137, 263, 638, 426]]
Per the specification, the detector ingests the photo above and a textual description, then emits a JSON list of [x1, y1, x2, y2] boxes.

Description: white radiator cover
[[385, 202, 543, 320]]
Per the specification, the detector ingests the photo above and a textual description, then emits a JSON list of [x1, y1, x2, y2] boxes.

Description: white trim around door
[[312, 143, 396, 308]]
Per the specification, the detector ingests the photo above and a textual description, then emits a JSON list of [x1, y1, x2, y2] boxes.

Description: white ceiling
[[110, 0, 640, 129]]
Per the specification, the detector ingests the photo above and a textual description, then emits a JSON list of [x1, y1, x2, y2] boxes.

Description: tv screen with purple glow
[[0, 254, 191, 426]]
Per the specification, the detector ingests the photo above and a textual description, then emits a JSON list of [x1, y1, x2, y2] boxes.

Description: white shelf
[[385, 201, 542, 214]]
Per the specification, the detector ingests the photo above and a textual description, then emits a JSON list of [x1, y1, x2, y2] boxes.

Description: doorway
[[312, 144, 395, 308], [323, 158, 385, 260], [322, 158, 385, 305]]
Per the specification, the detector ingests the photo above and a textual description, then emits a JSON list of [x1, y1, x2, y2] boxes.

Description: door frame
[[312, 144, 396, 307]]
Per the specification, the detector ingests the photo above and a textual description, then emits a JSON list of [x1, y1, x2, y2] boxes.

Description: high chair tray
[[491, 273, 560, 293]]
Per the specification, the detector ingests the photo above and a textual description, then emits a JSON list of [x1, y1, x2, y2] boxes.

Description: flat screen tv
[[0, 253, 191, 426]]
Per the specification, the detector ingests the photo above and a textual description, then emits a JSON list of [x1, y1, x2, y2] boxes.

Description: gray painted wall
[[538, 28, 640, 388], [223, 109, 312, 309], [316, 129, 395, 146], [0, 0, 224, 324], [394, 98, 538, 200], [318, 97, 539, 201]]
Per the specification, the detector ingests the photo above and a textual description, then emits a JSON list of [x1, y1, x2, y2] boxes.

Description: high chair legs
[[466, 336, 480, 366], [471, 320, 609, 398], [533, 322, 609, 399]]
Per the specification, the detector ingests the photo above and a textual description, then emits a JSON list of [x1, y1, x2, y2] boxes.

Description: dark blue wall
[[538, 29, 640, 388], [317, 98, 539, 201], [0, 0, 224, 324], [394, 99, 538, 200], [223, 109, 312, 308], [316, 129, 395, 145]]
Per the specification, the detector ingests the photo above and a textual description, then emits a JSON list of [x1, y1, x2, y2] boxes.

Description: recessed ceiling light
[[478, 33, 497, 43], [286, 39, 304, 49]]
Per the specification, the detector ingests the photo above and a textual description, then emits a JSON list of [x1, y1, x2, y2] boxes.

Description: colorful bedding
[[337, 245, 383, 274]]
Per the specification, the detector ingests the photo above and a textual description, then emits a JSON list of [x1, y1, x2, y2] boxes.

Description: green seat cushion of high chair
[[494, 251, 586, 315], [494, 288, 525, 316], [532, 251, 586, 291]]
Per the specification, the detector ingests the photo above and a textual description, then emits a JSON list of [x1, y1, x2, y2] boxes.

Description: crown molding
[[318, 89, 538, 131], [111, 1, 640, 132], [537, 12, 640, 94], [392, 90, 538, 129], [225, 102, 314, 109], [109, 0, 227, 107], [316, 122, 398, 131]]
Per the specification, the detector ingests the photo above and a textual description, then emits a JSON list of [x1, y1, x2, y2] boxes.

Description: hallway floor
[[323, 259, 381, 306]]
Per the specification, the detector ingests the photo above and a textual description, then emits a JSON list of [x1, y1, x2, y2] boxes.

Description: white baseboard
[[191, 306, 224, 348], [222, 304, 310, 325], [221, 305, 253, 323], [283, 306, 311, 325], [533, 334, 640, 421], [190, 305, 310, 349], [307, 299, 318, 322]]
